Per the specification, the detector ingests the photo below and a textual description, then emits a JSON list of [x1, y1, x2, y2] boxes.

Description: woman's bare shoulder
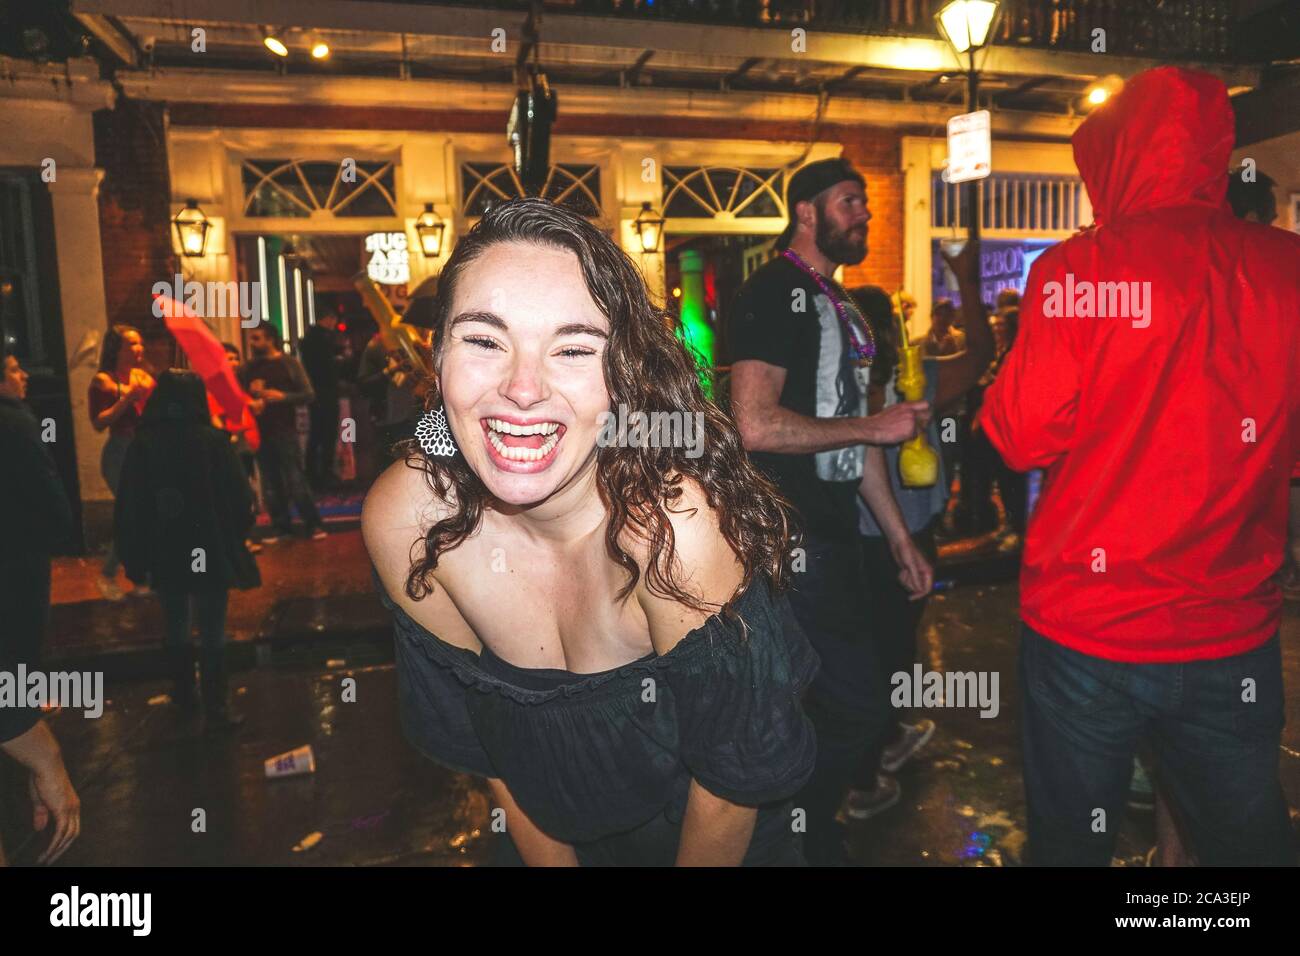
[[361, 457, 464, 574], [362, 457, 480, 650], [363, 457, 452, 534], [624, 475, 735, 564], [624, 475, 745, 654]]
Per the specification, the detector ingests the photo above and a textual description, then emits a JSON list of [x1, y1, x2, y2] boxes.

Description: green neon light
[[263, 235, 288, 343], [676, 248, 715, 396]]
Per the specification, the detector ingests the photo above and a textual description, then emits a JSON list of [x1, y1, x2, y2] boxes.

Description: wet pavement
[[8, 579, 1298, 866], [46, 526, 375, 662], [2, 662, 493, 867], [851, 584, 1030, 866]]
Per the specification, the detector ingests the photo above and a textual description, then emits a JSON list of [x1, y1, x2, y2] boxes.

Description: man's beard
[[816, 219, 867, 266]]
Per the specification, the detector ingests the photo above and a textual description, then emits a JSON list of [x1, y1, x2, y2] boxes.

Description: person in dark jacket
[[298, 311, 344, 490], [0, 351, 81, 864], [238, 323, 324, 542], [114, 369, 261, 731]]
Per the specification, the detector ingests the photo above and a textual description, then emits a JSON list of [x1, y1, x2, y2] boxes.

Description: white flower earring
[[415, 406, 458, 457]]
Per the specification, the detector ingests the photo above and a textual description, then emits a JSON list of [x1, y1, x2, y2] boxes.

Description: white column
[[901, 137, 937, 340], [615, 144, 666, 302], [401, 134, 454, 285], [46, 166, 112, 505]]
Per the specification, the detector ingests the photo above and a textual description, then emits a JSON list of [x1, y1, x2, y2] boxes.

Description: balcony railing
[[932, 171, 1090, 234], [386, 0, 1237, 61]]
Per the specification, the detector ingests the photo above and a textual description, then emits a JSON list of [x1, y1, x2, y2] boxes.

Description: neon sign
[[365, 231, 410, 285]]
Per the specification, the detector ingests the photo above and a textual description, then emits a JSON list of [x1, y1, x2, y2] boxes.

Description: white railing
[[932, 172, 1091, 234]]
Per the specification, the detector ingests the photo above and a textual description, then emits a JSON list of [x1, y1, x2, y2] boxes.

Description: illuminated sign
[[365, 231, 410, 285]]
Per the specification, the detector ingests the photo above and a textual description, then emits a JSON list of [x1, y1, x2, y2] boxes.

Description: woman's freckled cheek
[[441, 345, 504, 419], [562, 363, 611, 444]]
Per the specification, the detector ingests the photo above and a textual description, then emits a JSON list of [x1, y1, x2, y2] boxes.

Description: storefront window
[[0, 173, 46, 366], [931, 237, 1056, 309]]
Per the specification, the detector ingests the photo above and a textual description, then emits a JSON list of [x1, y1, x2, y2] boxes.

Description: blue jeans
[[1020, 624, 1294, 866], [100, 433, 132, 576], [256, 432, 322, 534]]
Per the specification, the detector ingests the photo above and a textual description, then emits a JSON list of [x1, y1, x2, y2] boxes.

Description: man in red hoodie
[[980, 66, 1300, 866]]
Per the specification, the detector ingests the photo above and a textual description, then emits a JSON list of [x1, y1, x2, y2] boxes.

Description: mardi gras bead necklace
[[781, 248, 876, 368]]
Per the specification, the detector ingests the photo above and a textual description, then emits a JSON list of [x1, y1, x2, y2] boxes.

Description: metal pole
[[966, 49, 981, 243]]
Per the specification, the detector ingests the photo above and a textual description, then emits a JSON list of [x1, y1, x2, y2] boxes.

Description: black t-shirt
[[238, 355, 309, 439], [298, 326, 340, 399], [723, 255, 892, 540]]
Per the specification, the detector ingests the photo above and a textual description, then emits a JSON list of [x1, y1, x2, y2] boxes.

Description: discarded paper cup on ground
[[265, 745, 316, 779], [292, 831, 324, 853]]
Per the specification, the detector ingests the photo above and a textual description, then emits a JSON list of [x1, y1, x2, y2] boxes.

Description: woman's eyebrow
[[449, 311, 606, 339], [449, 310, 506, 330], [555, 323, 608, 339]]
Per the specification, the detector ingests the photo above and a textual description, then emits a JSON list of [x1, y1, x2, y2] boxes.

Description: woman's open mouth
[[481, 417, 565, 470]]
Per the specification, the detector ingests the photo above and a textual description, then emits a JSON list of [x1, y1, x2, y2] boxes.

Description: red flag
[[154, 293, 249, 422]]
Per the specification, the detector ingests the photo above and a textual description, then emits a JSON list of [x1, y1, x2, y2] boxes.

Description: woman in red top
[[88, 324, 155, 601]]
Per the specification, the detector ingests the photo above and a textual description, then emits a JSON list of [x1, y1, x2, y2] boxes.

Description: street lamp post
[[936, 0, 1002, 243], [966, 53, 980, 242], [936, 1, 1003, 527]]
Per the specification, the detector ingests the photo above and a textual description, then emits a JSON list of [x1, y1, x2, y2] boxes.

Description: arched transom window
[[460, 162, 602, 217], [662, 166, 785, 220], [240, 159, 398, 218]]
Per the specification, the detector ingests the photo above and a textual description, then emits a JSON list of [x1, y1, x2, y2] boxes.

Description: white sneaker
[[881, 718, 936, 773], [844, 774, 902, 820], [97, 575, 125, 602]]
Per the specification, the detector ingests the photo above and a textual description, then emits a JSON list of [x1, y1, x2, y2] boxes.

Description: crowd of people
[[362, 66, 1297, 867], [0, 65, 1296, 867], [716, 67, 1297, 866], [0, 271, 435, 863], [86, 283, 439, 577]]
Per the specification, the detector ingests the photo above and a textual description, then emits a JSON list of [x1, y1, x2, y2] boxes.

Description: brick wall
[[838, 125, 903, 294], [94, 97, 175, 371], [167, 103, 906, 293]]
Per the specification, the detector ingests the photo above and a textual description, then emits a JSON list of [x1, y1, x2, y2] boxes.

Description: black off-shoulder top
[[375, 570, 820, 864]]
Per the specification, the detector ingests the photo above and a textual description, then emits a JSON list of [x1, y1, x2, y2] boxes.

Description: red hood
[[1073, 66, 1233, 225]]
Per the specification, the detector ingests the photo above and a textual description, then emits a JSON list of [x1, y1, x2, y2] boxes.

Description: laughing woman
[[363, 198, 818, 866]]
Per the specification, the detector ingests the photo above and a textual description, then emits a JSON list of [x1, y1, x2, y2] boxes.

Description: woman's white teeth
[[486, 418, 559, 436], [487, 429, 560, 462]]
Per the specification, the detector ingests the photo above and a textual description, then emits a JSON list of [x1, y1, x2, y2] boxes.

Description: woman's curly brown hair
[[400, 197, 797, 618]]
